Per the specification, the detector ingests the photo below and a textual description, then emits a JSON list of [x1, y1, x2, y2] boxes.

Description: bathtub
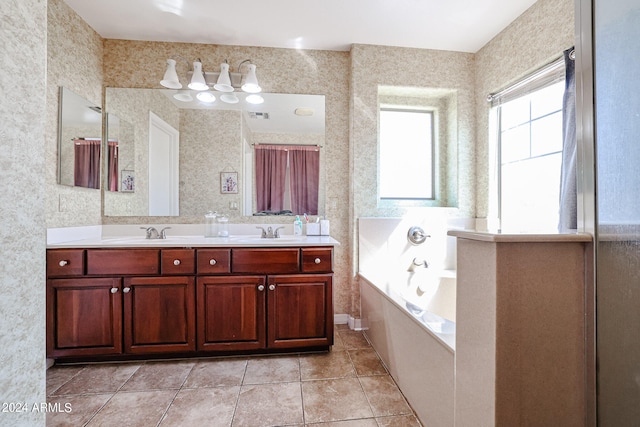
[[358, 215, 467, 427]]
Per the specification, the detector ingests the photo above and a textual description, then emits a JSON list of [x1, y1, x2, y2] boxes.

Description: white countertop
[[47, 234, 340, 248], [46, 224, 340, 248]]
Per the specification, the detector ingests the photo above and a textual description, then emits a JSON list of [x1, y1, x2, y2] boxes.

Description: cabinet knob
[[58, 260, 68, 267], [173, 259, 181, 266], [257, 285, 265, 291], [314, 258, 321, 264], [110, 288, 118, 294], [123, 287, 131, 293], [269, 284, 276, 291], [209, 259, 217, 266]]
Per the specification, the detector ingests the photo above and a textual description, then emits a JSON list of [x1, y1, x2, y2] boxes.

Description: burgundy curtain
[[107, 141, 118, 192], [255, 145, 288, 212], [289, 146, 320, 215], [73, 139, 101, 189]]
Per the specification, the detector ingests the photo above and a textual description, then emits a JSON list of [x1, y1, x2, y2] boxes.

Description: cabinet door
[[123, 276, 196, 354], [47, 278, 122, 357], [196, 275, 266, 351], [267, 274, 333, 349]]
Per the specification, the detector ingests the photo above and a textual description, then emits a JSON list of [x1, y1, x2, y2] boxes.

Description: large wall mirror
[[104, 88, 325, 218], [57, 87, 102, 189]]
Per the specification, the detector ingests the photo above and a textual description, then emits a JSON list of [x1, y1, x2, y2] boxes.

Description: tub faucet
[[408, 257, 429, 272]]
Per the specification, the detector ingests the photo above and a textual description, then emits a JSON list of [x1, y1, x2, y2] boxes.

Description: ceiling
[[62, 0, 538, 53]]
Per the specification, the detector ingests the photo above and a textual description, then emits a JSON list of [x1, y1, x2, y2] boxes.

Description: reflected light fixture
[[245, 94, 264, 105], [161, 59, 182, 89], [173, 90, 193, 102], [196, 91, 216, 103], [188, 61, 208, 91], [220, 93, 239, 104]]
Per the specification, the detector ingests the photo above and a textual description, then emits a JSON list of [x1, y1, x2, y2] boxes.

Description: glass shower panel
[[594, 1, 640, 425]]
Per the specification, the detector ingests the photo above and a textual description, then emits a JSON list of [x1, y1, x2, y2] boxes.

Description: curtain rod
[[252, 143, 323, 148]]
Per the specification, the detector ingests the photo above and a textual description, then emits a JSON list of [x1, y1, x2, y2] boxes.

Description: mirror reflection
[[57, 87, 102, 189], [104, 88, 325, 217]]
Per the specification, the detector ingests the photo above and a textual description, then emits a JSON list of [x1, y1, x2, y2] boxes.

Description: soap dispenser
[[293, 215, 303, 236], [204, 211, 217, 237]]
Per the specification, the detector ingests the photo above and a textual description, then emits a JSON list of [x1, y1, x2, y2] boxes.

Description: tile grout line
[[156, 361, 198, 426]]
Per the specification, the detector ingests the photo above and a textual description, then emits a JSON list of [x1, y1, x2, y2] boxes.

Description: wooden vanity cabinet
[[267, 274, 333, 348], [196, 275, 266, 351], [47, 277, 123, 358], [46, 245, 334, 360]]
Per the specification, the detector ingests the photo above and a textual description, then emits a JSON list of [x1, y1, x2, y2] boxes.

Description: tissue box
[[306, 222, 320, 235], [320, 219, 330, 236]]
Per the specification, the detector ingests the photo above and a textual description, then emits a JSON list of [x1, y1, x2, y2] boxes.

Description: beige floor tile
[[159, 386, 239, 427], [183, 358, 248, 388], [306, 419, 378, 426], [243, 355, 300, 384], [86, 390, 177, 427], [46, 365, 85, 396], [46, 394, 112, 427], [300, 351, 356, 381], [302, 378, 374, 423], [375, 414, 422, 426], [52, 363, 141, 396], [338, 331, 371, 349], [233, 382, 303, 427], [332, 332, 346, 351], [348, 349, 387, 376], [359, 375, 411, 417], [121, 360, 195, 391]]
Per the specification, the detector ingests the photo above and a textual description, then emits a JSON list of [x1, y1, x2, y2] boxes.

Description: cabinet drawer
[[301, 248, 333, 273], [232, 248, 300, 274], [197, 249, 231, 274], [162, 249, 195, 275], [86, 249, 160, 275], [47, 249, 85, 277]]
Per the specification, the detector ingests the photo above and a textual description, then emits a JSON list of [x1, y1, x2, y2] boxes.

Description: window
[[379, 108, 434, 200], [492, 61, 565, 232]]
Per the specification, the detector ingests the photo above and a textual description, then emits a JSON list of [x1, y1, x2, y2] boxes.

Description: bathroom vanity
[[46, 236, 336, 361]]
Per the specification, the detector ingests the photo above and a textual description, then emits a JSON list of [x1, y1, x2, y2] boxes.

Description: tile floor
[[46, 326, 422, 426]]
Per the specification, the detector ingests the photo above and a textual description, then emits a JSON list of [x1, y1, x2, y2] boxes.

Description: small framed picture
[[220, 172, 238, 194], [121, 170, 135, 193]]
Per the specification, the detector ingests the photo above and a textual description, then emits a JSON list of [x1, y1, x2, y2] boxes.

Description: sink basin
[[227, 236, 306, 244], [101, 236, 191, 244]]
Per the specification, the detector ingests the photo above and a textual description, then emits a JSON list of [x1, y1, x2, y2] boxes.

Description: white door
[[148, 112, 179, 216]]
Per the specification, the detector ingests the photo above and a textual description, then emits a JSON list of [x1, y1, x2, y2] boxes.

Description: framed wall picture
[[121, 170, 135, 193], [221, 172, 238, 194]]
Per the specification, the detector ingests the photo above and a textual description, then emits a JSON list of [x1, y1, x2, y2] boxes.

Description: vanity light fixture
[[160, 57, 262, 97], [245, 94, 264, 105], [173, 90, 193, 102], [161, 59, 182, 89], [188, 61, 208, 91]]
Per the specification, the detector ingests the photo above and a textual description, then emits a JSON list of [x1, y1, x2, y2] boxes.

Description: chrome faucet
[[256, 226, 285, 238], [140, 226, 171, 239]]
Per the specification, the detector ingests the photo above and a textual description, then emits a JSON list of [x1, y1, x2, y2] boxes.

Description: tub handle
[[407, 226, 430, 245]]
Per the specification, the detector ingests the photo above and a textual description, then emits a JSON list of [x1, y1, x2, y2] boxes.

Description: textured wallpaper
[[1, 0, 47, 424]]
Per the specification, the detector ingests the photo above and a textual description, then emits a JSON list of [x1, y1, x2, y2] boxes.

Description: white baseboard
[[334, 314, 365, 330]]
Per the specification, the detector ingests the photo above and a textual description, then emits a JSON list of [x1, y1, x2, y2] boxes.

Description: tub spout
[[408, 257, 429, 272]]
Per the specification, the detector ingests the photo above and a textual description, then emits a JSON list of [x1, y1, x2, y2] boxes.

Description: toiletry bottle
[[217, 215, 229, 237], [204, 211, 217, 237], [294, 215, 303, 236]]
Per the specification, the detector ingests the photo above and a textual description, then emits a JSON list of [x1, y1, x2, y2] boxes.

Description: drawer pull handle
[[209, 259, 217, 266], [314, 258, 321, 264], [58, 260, 68, 267], [123, 287, 131, 293], [110, 288, 118, 294], [173, 259, 181, 266], [258, 285, 265, 291], [269, 284, 276, 291]]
